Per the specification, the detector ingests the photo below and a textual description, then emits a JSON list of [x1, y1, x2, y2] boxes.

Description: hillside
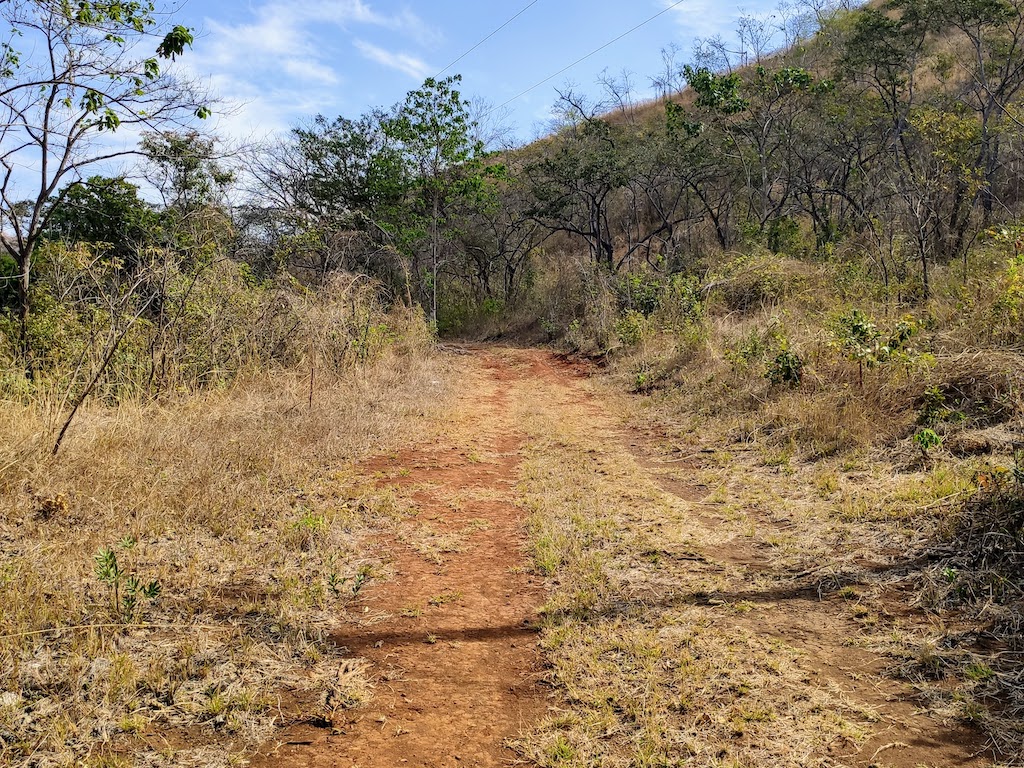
[[1, 0, 1024, 766]]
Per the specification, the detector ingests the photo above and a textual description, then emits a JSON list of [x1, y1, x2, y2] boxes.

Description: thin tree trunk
[[431, 192, 439, 327], [16, 251, 32, 377]]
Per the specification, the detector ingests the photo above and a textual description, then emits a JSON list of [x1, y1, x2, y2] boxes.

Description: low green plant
[[918, 385, 949, 426], [631, 361, 655, 392], [292, 507, 329, 550], [964, 662, 995, 681], [765, 349, 804, 386], [94, 539, 161, 622], [914, 428, 943, 458], [540, 317, 559, 341], [428, 590, 462, 606], [725, 324, 782, 370], [832, 309, 924, 387], [327, 564, 372, 598], [618, 273, 663, 316], [565, 318, 585, 351], [614, 310, 647, 347], [985, 228, 1024, 341], [660, 274, 704, 327]]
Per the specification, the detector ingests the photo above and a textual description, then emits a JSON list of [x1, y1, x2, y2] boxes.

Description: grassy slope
[[0, 343, 453, 767], [557, 246, 1024, 764]]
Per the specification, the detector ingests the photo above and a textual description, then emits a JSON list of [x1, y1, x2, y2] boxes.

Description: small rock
[[0, 692, 22, 709]]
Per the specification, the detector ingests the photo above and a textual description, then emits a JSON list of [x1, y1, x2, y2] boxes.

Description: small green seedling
[[327, 564, 372, 598], [914, 428, 943, 458], [94, 544, 161, 622]]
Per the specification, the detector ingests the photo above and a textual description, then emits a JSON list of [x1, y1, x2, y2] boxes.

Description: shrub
[[617, 274, 663, 317], [0, 248, 423, 402], [766, 349, 804, 386], [831, 309, 925, 387], [614, 310, 648, 347], [991, 253, 1024, 343]]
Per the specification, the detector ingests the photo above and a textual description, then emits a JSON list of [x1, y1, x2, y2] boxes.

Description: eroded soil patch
[[254, 351, 548, 768]]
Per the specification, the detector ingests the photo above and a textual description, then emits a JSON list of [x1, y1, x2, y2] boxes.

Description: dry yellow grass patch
[[0, 349, 453, 767], [508, 373, 882, 768]]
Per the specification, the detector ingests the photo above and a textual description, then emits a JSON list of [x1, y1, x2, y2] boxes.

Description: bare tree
[[651, 44, 688, 101]]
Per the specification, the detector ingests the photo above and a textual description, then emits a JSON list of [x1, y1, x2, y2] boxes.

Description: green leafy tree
[[290, 113, 407, 227], [41, 176, 157, 265], [683, 66, 750, 115], [0, 0, 208, 362], [141, 131, 234, 215], [387, 75, 491, 325], [525, 91, 632, 271], [247, 111, 409, 286], [684, 63, 828, 241], [832, 0, 1015, 296], [141, 130, 235, 261]]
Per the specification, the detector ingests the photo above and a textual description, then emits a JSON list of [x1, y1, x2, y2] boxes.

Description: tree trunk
[[16, 250, 32, 376], [431, 192, 439, 327]]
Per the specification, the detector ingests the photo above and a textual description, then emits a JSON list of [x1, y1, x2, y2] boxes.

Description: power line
[[434, 0, 542, 78], [486, 0, 687, 116]]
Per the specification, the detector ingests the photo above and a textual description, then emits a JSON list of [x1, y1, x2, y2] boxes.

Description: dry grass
[[510, 385, 888, 768], [0, 343, 453, 767], [582, 250, 1024, 764], [605, 251, 1024, 457]]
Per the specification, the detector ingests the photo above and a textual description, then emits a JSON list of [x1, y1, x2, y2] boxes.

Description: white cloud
[[281, 58, 340, 85], [184, 1, 441, 142], [194, 1, 438, 66], [353, 40, 430, 81], [662, 0, 777, 42], [298, 1, 442, 46]]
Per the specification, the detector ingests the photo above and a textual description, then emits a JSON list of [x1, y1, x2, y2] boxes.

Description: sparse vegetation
[[0, 285, 445, 765], [4, 0, 1024, 763]]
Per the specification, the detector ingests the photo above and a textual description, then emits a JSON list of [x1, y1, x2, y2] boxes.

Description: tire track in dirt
[[618, 427, 993, 767], [488, 348, 991, 768], [254, 350, 548, 768]]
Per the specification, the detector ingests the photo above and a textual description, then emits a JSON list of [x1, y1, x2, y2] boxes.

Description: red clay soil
[[253, 350, 548, 768], [252, 347, 997, 768]]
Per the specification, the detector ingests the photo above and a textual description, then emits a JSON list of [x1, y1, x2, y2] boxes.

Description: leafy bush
[[991, 253, 1024, 343], [766, 349, 804, 386], [0, 245, 424, 402], [725, 322, 785, 372], [0, 250, 17, 312], [832, 309, 926, 387], [617, 274, 663, 317], [914, 428, 943, 457], [614, 310, 648, 347], [654, 274, 704, 330]]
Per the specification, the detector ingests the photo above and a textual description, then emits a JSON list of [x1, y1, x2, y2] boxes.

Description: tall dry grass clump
[[0, 256, 446, 767]]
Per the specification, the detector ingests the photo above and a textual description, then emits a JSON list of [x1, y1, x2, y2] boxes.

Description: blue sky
[[175, 0, 783, 146]]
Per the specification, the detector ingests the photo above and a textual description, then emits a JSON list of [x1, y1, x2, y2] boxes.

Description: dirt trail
[[254, 349, 550, 768], [256, 347, 991, 768]]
